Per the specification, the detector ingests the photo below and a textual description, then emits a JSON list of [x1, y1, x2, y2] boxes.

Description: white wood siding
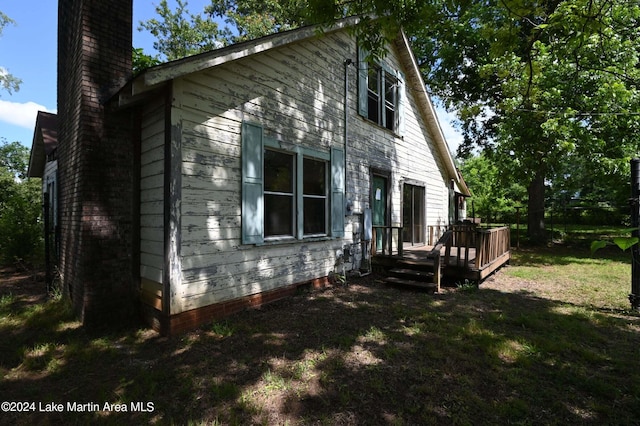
[[140, 97, 165, 285], [169, 31, 453, 314]]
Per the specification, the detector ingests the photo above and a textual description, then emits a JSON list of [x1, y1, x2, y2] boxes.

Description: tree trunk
[[527, 173, 546, 243]]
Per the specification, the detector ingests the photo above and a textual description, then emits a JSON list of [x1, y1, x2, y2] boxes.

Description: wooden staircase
[[381, 232, 451, 293], [384, 257, 441, 293]]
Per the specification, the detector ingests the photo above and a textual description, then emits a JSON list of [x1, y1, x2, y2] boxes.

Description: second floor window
[[358, 47, 405, 135], [367, 65, 398, 131]]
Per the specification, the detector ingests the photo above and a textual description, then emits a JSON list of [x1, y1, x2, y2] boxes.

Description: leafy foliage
[[207, 0, 310, 43], [459, 152, 527, 224], [132, 47, 161, 75], [137, 0, 226, 62], [0, 11, 21, 95], [0, 140, 43, 265], [409, 0, 640, 240]]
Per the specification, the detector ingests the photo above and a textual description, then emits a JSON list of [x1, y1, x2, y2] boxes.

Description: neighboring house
[[27, 111, 59, 283], [51, 0, 469, 334]]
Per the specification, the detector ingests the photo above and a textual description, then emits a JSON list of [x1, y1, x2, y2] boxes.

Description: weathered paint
[[141, 28, 457, 316], [139, 96, 165, 288]]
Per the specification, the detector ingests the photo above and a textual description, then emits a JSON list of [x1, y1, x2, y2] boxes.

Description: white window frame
[[242, 122, 345, 245], [358, 46, 405, 136]]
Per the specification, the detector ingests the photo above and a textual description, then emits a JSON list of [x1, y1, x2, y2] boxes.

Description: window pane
[[384, 72, 397, 131], [264, 149, 293, 193], [368, 65, 379, 92], [304, 197, 326, 234], [368, 66, 380, 124], [303, 158, 326, 195], [265, 194, 293, 237]]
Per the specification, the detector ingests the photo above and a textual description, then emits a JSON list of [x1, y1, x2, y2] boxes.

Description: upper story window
[[358, 47, 405, 135], [367, 65, 398, 131]]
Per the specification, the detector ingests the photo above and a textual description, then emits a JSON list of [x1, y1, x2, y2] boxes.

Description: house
[[51, 0, 469, 334], [27, 111, 59, 286]]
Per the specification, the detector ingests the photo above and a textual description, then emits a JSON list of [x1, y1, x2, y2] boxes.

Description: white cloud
[[0, 99, 54, 129]]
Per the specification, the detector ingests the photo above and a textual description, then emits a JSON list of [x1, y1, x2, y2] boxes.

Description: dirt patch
[[0, 266, 47, 305], [1, 261, 639, 425]]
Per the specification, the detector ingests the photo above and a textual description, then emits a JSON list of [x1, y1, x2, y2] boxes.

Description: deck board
[[375, 242, 509, 282]]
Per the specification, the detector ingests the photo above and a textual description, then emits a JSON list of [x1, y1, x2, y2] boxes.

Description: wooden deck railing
[[475, 226, 510, 268], [374, 224, 510, 271], [371, 225, 403, 256], [439, 225, 510, 270]]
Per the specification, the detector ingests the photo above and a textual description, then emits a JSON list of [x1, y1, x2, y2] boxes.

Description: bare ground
[[1, 260, 639, 425]]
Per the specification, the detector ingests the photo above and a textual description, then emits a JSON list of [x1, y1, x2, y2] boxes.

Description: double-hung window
[[242, 122, 345, 244], [302, 157, 327, 236], [358, 47, 405, 135], [264, 149, 295, 237]]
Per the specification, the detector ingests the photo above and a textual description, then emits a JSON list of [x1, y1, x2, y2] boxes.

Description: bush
[[0, 141, 44, 266]]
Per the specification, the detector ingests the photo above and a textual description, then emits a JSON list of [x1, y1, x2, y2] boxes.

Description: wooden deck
[[372, 226, 511, 283]]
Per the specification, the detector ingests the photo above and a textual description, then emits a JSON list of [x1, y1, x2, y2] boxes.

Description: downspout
[[344, 58, 352, 198]]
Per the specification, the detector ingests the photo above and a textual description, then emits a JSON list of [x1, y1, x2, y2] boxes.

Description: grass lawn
[[1, 243, 639, 425]]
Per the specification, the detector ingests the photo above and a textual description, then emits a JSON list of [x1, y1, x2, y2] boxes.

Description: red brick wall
[[57, 0, 137, 327], [142, 277, 332, 335]]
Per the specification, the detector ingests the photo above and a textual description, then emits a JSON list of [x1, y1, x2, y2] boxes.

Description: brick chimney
[[57, 0, 137, 327]]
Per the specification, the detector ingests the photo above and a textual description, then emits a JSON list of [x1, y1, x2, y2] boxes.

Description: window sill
[[360, 115, 402, 138], [259, 234, 334, 247]]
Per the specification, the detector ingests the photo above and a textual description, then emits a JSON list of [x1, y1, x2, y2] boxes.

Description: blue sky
[[0, 1, 462, 152]]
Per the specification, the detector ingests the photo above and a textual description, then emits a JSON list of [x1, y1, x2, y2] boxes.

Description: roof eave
[[393, 32, 464, 192], [130, 17, 361, 97]]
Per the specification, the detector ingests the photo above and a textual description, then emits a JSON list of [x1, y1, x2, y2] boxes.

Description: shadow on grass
[[512, 244, 632, 267], [1, 269, 639, 425]]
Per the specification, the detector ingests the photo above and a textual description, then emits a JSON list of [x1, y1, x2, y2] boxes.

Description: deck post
[[433, 251, 441, 292]]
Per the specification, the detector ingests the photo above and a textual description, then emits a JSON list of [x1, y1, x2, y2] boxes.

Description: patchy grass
[[1, 248, 639, 425]]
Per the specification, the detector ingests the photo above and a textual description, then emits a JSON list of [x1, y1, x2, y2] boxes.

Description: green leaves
[[0, 11, 21, 95], [137, 0, 226, 62], [590, 229, 639, 255], [0, 140, 43, 264]]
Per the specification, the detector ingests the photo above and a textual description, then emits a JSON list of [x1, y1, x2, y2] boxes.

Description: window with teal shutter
[[357, 46, 406, 136], [242, 122, 345, 243]]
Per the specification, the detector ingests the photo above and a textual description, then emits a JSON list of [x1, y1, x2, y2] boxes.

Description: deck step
[[383, 276, 438, 292], [397, 258, 438, 269], [389, 268, 435, 280]]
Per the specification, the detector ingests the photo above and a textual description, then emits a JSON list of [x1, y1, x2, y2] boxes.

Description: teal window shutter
[[396, 69, 406, 137], [358, 46, 369, 117], [242, 122, 264, 244], [331, 147, 345, 238]]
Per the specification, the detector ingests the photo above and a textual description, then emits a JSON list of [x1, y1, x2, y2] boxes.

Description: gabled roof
[[120, 18, 467, 194], [27, 111, 58, 178]]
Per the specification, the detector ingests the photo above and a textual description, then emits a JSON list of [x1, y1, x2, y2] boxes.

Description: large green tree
[[410, 0, 640, 240], [138, 0, 226, 62], [0, 140, 42, 265], [0, 11, 21, 95]]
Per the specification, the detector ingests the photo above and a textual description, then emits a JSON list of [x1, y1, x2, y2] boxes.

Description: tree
[[460, 152, 526, 224], [298, 0, 640, 241], [132, 47, 161, 75], [206, 0, 309, 43], [136, 0, 311, 65], [138, 0, 226, 61], [0, 11, 21, 95], [138, 1, 640, 241], [0, 140, 43, 265]]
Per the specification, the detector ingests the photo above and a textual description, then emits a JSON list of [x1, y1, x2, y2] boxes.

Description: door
[[403, 183, 425, 245], [372, 175, 388, 251]]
